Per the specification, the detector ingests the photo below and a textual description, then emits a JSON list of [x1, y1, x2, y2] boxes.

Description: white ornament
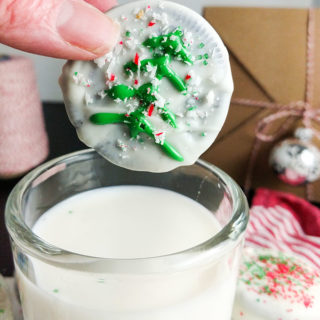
[[269, 128, 320, 185]]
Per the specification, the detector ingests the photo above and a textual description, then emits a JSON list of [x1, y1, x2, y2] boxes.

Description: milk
[[16, 186, 239, 320]]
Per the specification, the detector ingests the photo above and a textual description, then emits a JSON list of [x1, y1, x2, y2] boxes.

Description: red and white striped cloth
[[246, 188, 320, 269]]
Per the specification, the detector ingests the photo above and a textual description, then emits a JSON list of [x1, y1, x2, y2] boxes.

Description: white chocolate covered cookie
[[60, 0, 233, 172], [232, 247, 320, 320]]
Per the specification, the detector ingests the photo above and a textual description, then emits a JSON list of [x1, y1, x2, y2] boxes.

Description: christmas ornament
[[269, 128, 320, 186]]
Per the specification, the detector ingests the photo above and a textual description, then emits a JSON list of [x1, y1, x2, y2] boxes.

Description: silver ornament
[[269, 128, 320, 186]]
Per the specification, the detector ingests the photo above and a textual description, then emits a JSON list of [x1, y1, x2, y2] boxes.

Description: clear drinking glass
[[5, 149, 248, 320]]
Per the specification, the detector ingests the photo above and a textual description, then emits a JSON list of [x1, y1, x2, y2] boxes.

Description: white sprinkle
[[154, 92, 165, 108], [205, 90, 215, 106], [72, 72, 85, 85], [175, 42, 182, 53], [73, 73, 92, 88], [97, 90, 107, 99], [153, 131, 166, 145], [116, 139, 128, 152], [151, 12, 168, 26], [126, 102, 138, 115], [94, 57, 106, 68], [94, 52, 112, 68], [197, 110, 208, 119], [146, 63, 157, 79], [124, 38, 138, 49], [184, 31, 193, 46], [126, 69, 134, 80], [84, 93, 93, 105], [151, 77, 161, 87]]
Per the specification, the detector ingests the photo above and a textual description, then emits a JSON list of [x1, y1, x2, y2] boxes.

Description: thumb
[[0, 0, 120, 60]]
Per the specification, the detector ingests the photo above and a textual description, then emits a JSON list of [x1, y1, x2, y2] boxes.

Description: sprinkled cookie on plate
[[60, 0, 233, 172], [232, 247, 320, 320]]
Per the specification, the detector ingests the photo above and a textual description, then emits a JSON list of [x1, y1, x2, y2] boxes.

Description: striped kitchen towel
[[246, 188, 320, 269]]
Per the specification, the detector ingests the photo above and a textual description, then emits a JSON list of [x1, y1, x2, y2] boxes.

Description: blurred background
[[0, 0, 318, 102]]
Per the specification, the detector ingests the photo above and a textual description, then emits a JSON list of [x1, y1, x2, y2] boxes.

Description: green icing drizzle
[[90, 110, 184, 162], [107, 84, 177, 128], [90, 27, 195, 162], [143, 28, 193, 65], [124, 55, 187, 92], [107, 85, 136, 101]]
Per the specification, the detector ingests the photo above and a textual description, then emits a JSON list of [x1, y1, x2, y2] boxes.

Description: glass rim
[[5, 149, 249, 272]]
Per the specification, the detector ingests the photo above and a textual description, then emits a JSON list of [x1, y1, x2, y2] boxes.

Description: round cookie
[[232, 247, 320, 320], [60, 0, 233, 172]]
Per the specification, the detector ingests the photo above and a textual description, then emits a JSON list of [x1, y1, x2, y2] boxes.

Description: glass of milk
[[5, 149, 248, 320]]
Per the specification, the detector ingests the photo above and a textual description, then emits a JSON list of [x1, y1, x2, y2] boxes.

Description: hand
[[0, 0, 120, 60]]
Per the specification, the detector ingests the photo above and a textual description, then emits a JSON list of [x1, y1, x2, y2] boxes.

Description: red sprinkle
[[134, 52, 140, 65], [109, 74, 115, 81], [304, 297, 312, 308], [134, 79, 139, 85], [148, 104, 154, 116], [86, 84, 91, 87], [147, 5, 151, 9], [124, 114, 130, 117], [148, 21, 156, 27], [278, 264, 290, 274], [185, 74, 191, 80], [119, 41, 123, 45], [155, 132, 163, 136]]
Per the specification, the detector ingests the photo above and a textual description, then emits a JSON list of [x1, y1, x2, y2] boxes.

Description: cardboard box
[[202, 7, 320, 202]]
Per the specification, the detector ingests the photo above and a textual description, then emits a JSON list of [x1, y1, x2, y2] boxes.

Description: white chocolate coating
[[232, 248, 320, 320], [60, 0, 233, 172]]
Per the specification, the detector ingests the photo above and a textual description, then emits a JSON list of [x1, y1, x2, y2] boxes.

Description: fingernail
[[57, 0, 120, 55]]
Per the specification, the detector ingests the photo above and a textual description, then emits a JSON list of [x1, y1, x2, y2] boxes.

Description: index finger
[[84, 0, 117, 12]]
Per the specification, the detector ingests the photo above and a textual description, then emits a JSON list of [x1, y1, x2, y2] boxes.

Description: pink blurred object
[[0, 56, 49, 179], [246, 188, 320, 269]]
